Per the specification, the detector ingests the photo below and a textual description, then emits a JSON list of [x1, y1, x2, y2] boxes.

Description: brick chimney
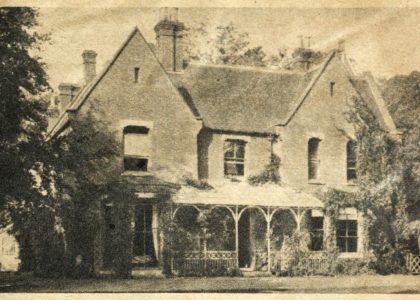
[[57, 83, 80, 113], [154, 8, 185, 72], [82, 50, 97, 84]]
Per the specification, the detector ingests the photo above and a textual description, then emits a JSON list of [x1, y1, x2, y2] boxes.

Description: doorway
[[133, 205, 157, 268], [238, 209, 252, 268]]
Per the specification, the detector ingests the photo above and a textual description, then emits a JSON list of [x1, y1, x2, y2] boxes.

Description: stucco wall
[[78, 30, 202, 181]]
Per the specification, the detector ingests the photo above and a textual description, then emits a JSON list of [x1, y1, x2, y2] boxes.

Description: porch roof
[[173, 182, 324, 208]]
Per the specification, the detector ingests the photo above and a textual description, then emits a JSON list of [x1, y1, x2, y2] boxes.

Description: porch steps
[[241, 270, 272, 277], [132, 268, 165, 278]]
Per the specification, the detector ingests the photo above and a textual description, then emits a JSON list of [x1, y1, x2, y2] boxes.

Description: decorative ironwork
[[407, 253, 420, 274]]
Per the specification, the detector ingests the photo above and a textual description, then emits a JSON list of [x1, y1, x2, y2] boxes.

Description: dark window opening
[[124, 157, 148, 172], [224, 139, 246, 176], [103, 204, 114, 269], [134, 67, 140, 83], [309, 216, 324, 251], [123, 125, 149, 134], [308, 138, 321, 180], [347, 140, 357, 181], [133, 205, 157, 267], [330, 81, 335, 96], [337, 219, 358, 252]]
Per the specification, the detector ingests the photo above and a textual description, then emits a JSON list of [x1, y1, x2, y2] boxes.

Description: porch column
[[170, 203, 174, 273], [266, 207, 272, 274], [235, 205, 239, 268]]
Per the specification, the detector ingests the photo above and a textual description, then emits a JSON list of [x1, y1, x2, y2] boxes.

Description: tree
[[347, 94, 410, 274], [0, 7, 57, 273], [186, 22, 267, 67], [0, 7, 49, 207], [49, 107, 136, 277], [382, 72, 420, 221]]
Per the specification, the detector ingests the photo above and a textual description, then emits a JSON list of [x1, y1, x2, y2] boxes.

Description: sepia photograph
[[0, 0, 419, 296]]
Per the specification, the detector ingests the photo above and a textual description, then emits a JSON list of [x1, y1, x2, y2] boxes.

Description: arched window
[[308, 138, 321, 180], [346, 140, 357, 181]]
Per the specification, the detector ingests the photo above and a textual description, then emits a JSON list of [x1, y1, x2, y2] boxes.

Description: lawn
[[0, 272, 419, 293]]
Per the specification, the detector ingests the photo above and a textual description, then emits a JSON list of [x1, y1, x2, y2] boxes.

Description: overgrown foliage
[[382, 71, 420, 221], [343, 95, 410, 274], [248, 154, 281, 186], [49, 108, 136, 278]]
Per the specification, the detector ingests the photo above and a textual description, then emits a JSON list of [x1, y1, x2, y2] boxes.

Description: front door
[[238, 209, 252, 268], [133, 205, 157, 268]]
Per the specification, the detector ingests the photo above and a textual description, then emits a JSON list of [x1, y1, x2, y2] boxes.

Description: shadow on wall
[[197, 128, 213, 180]]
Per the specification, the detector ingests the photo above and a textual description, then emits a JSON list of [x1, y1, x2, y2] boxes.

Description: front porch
[[165, 182, 328, 276], [97, 181, 366, 276]]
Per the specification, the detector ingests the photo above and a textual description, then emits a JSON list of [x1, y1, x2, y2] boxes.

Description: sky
[[33, 6, 420, 90]]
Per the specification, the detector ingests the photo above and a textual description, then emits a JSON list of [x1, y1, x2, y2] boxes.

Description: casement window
[[123, 126, 151, 172], [347, 140, 357, 181], [336, 219, 358, 253], [224, 139, 246, 176], [309, 216, 324, 251], [308, 138, 321, 180]]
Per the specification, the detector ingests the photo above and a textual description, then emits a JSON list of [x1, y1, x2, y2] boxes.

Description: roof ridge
[[186, 61, 316, 75], [47, 26, 141, 138]]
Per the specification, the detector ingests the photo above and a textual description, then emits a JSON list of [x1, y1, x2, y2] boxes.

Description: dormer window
[[224, 139, 246, 177], [123, 126, 150, 172], [346, 140, 357, 181], [308, 138, 321, 180]]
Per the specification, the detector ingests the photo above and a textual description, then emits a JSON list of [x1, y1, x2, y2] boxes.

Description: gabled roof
[[168, 63, 317, 133], [350, 72, 399, 136], [47, 24, 397, 139], [47, 26, 166, 139]]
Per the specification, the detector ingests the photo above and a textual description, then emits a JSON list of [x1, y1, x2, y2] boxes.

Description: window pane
[[224, 162, 237, 176], [347, 220, 358, 236], [310, 232, 324, 251], [311, 217, 324, 230], [236, 163, 244, 176], [347, 237, 358, 252], [224, 162, 244, 176], [336, 220, 347, 236], [347, 169, 357, 180], [308, 138, 320, 159], [124, 157, 148, 171], [236, 143, 245, 159], [224, 142, 235, 158], [308, 160, 318, 179], [347, 141, 357, 161], [337, 237, 346, 252]]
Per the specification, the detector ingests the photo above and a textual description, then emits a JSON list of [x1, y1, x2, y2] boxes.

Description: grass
[[0, 272, 419, 293]]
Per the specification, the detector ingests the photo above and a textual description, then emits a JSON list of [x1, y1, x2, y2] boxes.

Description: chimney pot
[[82, 50, 97, 84], [154, 8, 185, 72], [57, 83, 81, 113]]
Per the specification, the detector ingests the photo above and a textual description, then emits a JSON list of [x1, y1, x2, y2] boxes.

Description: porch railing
[[171, 251, 237, 276], [406, 253, 420, 274], [170, 250, 331, 276]]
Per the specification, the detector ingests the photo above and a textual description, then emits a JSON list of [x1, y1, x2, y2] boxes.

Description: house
[[48, 8, 399, 275], [0, 227, 20, 272]]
